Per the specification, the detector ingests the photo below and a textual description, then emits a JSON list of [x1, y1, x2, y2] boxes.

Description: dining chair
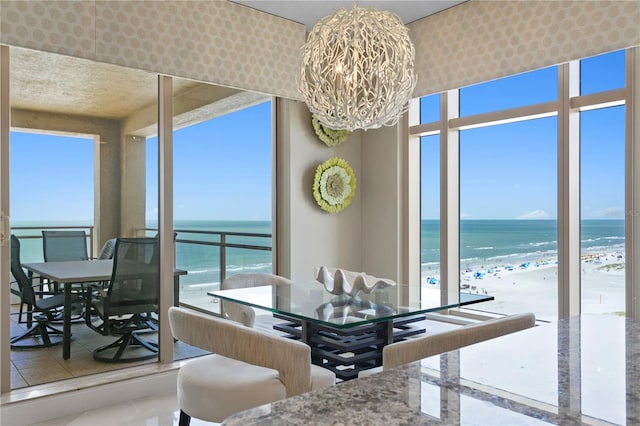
[[382, 312, 536, 370], [220, 273, 292, 327], [168, 306, 335, 426], [9, 235, 82, 349], [85, 237, 160, 362]]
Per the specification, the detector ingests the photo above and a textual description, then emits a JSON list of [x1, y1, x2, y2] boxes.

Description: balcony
[[9, 224, 271, 390]]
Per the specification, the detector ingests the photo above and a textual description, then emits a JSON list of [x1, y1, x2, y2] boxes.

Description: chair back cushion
[[220, 273, 291, 327], [169, 306, 312, 396], [383, 312, 536, 370], [42, 230, 89, 262]]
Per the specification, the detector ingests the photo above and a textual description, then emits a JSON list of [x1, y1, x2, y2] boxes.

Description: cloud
[[460, 212, 472, 219], [591, 207, 624, 218], [517, 210, 550, 219]]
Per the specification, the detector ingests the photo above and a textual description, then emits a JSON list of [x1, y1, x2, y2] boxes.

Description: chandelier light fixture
[[298, 4, 417, 132]]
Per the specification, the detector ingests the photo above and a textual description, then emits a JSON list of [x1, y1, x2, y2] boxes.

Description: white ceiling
[[232, 1, 465, 30]]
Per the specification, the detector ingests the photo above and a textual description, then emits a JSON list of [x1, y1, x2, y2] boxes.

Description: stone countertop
[[223, 314, 639, 425]]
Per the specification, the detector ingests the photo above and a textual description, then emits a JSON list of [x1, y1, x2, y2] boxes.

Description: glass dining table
[[208, 281, 493, 380]]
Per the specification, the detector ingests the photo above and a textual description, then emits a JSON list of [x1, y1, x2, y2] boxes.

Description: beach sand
[[423, 252, 626, 321]]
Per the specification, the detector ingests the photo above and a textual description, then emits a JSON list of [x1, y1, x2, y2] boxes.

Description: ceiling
[[232, 1, 465, 30]]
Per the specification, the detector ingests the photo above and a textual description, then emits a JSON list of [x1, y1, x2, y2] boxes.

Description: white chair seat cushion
[[310, 364, 336, 391], [178, 354, 286, 423]]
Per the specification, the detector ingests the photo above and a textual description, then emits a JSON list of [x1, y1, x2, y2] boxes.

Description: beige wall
[[276, 99, 362, 282]]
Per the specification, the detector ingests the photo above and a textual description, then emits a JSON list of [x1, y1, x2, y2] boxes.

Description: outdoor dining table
[[223, 314, 639, 425], [22, 259, 186, 359]]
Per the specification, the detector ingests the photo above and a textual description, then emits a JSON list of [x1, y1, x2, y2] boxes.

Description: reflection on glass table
[[224, 314, 638, 425], [209, 280, 493, 380]]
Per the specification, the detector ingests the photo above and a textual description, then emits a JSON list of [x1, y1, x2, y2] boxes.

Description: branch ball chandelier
[[297, 4, 417, 132]]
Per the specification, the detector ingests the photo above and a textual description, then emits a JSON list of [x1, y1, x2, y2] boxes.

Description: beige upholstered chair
[[382, 312, 536, 370], [168, 307, 335, 426], [220, 273, 291, 327]]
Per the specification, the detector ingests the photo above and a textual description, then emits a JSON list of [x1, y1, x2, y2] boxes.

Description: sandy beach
[[422, 251, 626, 321]]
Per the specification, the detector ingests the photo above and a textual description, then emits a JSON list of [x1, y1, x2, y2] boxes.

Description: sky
[[10, 50, 625, 224], [420, 49, 626, 221]]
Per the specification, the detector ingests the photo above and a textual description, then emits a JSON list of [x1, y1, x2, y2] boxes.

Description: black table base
[[274, 314, 426, 381]]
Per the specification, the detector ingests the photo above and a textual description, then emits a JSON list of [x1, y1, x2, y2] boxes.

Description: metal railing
[[142, 227, 272, 285]]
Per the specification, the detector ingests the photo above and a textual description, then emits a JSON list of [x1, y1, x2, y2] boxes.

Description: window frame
[[409, 48, 638, 320]]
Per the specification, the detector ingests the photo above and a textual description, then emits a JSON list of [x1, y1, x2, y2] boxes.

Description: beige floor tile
[[19, 363, 74, 386], [10, 362, 28, 389]]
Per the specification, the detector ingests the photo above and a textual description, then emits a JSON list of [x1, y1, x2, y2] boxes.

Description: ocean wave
[[526, 241, 556, 247], [474, 246, 494, 250]]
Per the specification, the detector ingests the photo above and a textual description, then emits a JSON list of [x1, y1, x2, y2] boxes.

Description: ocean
[[421, 219, 625, 272], [11, 220, 273, 287], [13, 219, 625, 285]]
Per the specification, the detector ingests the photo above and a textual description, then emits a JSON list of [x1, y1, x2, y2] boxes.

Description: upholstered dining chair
[[382, 312, 536, 370], [220, 273, 292, 327], [168, 306, 335, 426]]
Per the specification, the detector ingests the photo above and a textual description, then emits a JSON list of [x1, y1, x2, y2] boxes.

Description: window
[[459, 118, 558, 320], [415, 49, 630, 321], [421, 135, 440, 288], [580, 106, 625, 315], [459, 67, 557, 116]]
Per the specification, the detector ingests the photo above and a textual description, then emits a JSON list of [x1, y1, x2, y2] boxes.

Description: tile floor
[[29, 392, 215, 426], [9, 303, 209, 390]]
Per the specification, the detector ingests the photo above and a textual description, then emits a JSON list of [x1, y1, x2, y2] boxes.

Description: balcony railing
[[11, 224, 272, 312]]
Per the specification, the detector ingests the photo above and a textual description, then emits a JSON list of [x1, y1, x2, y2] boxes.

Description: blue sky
[[421, 49, 626, 221], [10, 51, 625, 224]]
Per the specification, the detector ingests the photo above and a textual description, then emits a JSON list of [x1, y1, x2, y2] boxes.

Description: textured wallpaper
[[409, 0, 640, 97], [0, 0, 306, 99], [0, 1, 638, 100]]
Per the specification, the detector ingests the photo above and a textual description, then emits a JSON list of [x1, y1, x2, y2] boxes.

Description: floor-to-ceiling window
[[420, 94, 441, 290], [579, 50, 626, 316], [145, 80, 273, 315], [414, 49, 630, 320]]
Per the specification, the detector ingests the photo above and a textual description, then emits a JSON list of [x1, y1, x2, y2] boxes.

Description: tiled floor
[[9, 303, 209, 390], [29, 392, 215, 426]]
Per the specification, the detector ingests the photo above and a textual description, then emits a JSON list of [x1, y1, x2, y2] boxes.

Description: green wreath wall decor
[[313, 157, 357, 213], [312, 116, 351, 147]]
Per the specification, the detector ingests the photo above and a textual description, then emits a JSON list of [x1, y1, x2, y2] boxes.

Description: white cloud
[[517, 210, 550, 219]]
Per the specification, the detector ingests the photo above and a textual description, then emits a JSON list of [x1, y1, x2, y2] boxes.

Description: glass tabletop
[[208, 281, 493, 329]]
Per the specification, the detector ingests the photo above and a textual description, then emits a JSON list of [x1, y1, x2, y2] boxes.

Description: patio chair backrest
[[42, 230, 89, 262], [10, 235, 37, 306], [106, 238, 159, 315]]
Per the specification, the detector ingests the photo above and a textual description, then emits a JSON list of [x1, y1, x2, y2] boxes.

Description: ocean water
[[421, 219, 625, 271], [12, 220, 273, 287], [13, 219, 625, 285]]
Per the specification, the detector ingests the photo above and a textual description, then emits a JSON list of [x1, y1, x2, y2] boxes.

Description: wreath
[[313, 157, 356, 213], [312, 116, 351, 147]]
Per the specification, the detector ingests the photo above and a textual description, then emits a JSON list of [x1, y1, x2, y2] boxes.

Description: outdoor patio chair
[[85, 237, 160, 362], [10, 235, 82, 349]]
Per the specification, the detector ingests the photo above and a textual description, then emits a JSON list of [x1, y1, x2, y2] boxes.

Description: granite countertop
[[223, 314, 639, 425]]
